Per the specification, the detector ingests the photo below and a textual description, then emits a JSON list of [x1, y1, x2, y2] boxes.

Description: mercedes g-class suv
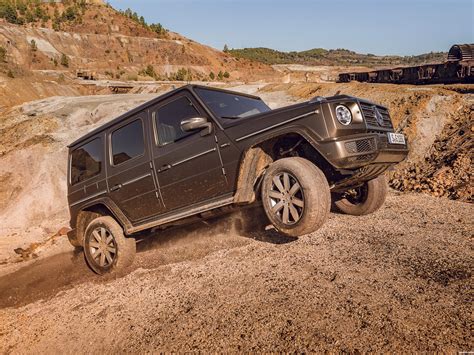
[[67, 85, 408, 274]]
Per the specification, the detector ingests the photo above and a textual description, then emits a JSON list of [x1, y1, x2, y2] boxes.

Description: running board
[[126, 195, 235, 234]]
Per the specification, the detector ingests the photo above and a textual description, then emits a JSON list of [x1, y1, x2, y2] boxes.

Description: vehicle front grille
[[360, 103, 393, 129], [345, 138, 376, 154]]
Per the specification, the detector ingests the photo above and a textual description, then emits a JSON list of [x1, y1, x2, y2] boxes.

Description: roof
[[67, 84, 262, 148]]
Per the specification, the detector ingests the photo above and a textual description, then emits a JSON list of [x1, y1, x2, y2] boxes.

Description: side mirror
[[180, 117, 212, 136]]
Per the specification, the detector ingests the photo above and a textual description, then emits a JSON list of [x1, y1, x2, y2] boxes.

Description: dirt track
[[0, 191, 472, 353]]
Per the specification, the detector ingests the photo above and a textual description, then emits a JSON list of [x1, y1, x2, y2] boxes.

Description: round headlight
[[335, 105, 352, 125]]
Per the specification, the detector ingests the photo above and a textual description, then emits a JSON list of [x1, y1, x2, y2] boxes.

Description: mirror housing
[[180, 117, 212, 136]]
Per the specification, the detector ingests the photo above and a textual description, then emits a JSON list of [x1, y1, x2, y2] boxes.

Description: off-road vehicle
[[67, 85, 408, 274]]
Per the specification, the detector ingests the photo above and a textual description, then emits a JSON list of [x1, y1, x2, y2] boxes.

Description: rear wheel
[[334, 175, 387, 216], [83, 216, 136, 275], [261, 158, 330, 237]]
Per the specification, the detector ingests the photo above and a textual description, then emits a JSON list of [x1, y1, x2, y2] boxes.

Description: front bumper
[[318, 132, 409, 169]]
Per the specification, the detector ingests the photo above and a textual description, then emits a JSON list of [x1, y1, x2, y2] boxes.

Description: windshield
[[195, 88, 271, 120]]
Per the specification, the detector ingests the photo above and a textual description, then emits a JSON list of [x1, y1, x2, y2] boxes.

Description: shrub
[[139, 64, 156, 79], [30, 39, 37, 52], [209, 72, 215, 80], [60, 53, 69, 67], [63, 7, 77, 21], [223, 71, 230, 79]]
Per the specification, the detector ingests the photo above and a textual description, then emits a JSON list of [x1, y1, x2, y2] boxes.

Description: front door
[[106, 113, 164, 222], [150, 93, 227, 212]]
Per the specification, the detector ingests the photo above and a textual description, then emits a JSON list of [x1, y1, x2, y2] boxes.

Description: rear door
[[150, 93, 228, 212], [106, 112, 164, 223]]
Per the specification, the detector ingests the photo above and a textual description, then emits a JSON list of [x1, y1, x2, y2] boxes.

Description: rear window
[[70, 138, 103, 185], [111, 119, 145, 165]]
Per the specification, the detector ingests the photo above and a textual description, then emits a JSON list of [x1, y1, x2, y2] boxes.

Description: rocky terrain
[[0, 192, 472, 352]]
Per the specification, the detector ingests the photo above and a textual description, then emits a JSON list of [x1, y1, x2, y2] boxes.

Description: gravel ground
[[0, 191, 472, 353]]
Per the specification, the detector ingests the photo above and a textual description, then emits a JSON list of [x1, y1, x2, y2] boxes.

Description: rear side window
[[155, 96, 200, 146], [70, 138, 103, 185], [111, 119, 145, 165]]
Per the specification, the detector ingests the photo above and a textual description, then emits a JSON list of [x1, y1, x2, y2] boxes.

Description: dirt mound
[[390, 104, 473, 201]]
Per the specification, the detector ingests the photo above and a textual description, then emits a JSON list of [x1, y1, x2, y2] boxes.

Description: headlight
[[335, 105, 352, 125]]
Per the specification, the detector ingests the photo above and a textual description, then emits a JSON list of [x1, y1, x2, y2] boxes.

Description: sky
[[108, 0, 474, 56]]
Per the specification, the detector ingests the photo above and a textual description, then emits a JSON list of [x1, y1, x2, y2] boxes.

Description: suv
[[67, 85, 408, 274]]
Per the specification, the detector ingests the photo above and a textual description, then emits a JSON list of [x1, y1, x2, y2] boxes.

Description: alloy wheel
[[268, 172, 305, 225], [88, 227, 117, 268]]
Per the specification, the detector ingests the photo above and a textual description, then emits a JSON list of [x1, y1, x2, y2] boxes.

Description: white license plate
[[387, 132, 406, 145]]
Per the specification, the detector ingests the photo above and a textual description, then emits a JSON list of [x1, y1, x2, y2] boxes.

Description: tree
[[63, 7, 77, 21], [150, 23, 166, 37], [0, 46, 7, 63], [223, 71, 230, 79], [144, 64, 156, 78], [1, 4, 21, 24], [217, 70, 224, 80], [209, 72, 215, 80], [60, 53, 69, 67], [223, 44, 229, 53]]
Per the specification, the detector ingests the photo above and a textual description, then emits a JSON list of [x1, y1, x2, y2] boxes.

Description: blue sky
[[109, 0, 474, 55]]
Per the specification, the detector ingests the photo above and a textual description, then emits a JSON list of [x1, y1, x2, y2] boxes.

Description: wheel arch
[[234, 131, 337, 204], [71, 198, 132, 246]]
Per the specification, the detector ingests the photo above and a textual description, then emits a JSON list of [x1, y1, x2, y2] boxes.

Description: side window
[[155, 96, 201, 146], [70, 138, 103, 185], [111, 119, 145, 165]]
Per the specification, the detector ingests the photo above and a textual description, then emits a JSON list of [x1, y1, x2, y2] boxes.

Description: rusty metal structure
[[338, 44, 473, 84]]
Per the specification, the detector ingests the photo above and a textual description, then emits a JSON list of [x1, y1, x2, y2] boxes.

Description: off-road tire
[[261, 157, 330, 237], [334, 175, 387, 216], [83, 216, 136, 275]]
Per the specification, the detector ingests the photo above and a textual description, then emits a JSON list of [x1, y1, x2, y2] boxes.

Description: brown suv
[[67, 85, 408, 274]]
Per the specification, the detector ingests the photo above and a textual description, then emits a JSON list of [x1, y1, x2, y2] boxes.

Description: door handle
[[110, 184, 122, 192], [159, 164, 171, 172]]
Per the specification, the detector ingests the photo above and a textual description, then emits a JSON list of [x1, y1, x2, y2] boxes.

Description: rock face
[[0, 23, 275, 81]]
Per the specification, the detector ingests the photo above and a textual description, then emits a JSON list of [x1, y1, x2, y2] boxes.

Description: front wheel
[[261, 158, 330, 237], [333, 175, 388, 216], [83, 216, 136, 275]]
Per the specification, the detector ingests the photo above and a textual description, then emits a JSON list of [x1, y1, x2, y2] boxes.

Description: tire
[[83, 216, 136, 275], [334, 175, 387, 216], [261, 157, 330, 237]]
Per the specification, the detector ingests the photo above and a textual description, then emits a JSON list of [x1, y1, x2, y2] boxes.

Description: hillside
[[227, 47, 447, 68], [0, 1, 277, 85]]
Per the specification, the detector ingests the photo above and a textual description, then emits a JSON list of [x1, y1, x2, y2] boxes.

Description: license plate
[[387, 132, 406, 145]]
